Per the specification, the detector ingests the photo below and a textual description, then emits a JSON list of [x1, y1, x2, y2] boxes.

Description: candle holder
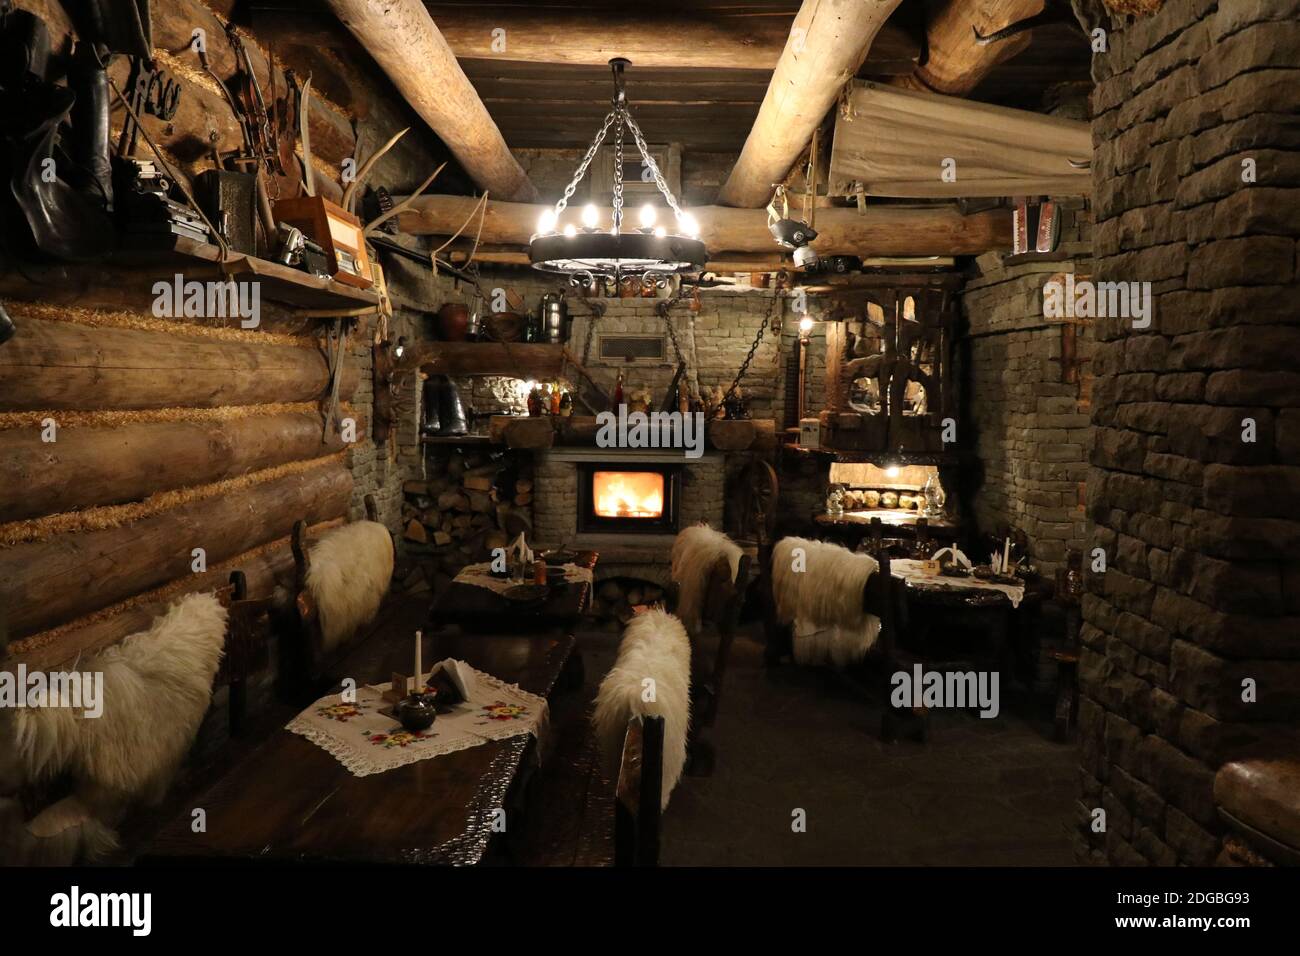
[[397, 692, 437, 732]]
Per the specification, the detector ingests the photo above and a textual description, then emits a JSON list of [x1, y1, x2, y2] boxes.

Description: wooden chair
[[760, 541, 915, 741], [614, 715, 664, 867], [287, 495, 395, 694], [679, 552, 751, 776], [213, 570, 275, 737]]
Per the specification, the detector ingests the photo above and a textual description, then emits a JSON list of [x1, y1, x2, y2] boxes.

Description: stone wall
[[1078, 0, 1300, 866], [963, 200, 1095, 576]]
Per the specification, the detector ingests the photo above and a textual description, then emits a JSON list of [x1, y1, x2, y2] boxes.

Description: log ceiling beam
[[716, 0, 904, 208], [421, 3, 920, 73], [893, 0, 1047, 97], [322, 0, 537, 201], [395, 195, 1011, 257]]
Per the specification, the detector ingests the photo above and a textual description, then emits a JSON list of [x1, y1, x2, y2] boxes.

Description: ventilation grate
[[598, 334, 667, 363]]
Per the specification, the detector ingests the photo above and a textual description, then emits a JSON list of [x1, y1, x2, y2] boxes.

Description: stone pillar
[[1078, 0, 1300, 865]]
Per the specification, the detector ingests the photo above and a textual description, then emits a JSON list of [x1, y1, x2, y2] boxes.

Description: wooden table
[[141, 627, 577, 865], [431, 550, 597, 633]]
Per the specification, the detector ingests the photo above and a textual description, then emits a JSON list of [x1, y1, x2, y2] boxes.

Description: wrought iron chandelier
[[529, 58, 707, 287]]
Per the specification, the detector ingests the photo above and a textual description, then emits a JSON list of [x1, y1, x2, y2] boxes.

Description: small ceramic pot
[[397, 693, 437, 732], [863, 490, 881, 508], [880, 491, 899, 509], [436, 303, 470, 341]]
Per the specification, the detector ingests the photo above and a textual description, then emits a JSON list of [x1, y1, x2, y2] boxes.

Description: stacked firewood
[[398, 450, 533, 590], [589, 578, 667, 627]]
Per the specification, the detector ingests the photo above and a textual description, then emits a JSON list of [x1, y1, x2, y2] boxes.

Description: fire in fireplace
[[577, 463, 680, 534], [593, 471, 664, 518]]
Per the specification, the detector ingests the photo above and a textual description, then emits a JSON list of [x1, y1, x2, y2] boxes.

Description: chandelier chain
[[624, 111, 686, 220], [612, 112, 625, 234], [555, 110, 617, 216]]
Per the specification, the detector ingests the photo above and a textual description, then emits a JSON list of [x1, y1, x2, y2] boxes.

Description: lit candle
[[1003, 539, 1011, 574], [414, 630, 423, 694]]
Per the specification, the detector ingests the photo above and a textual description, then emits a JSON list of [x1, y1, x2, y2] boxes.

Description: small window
[[598, 334, 668, 364]]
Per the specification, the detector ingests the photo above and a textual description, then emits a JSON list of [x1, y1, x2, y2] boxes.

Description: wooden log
[[405, 519, 428, 543], [1, 519, 343, 671], [322, 0, 537, 201], [716, 0, 904, 208], [0, 318, 354, 411], [397, 196, 1011, 256], [893, 0, 1044, 97], [466, 490, 493, 513], [0, 460, 352, 638], [462, 475, 494, 492], [421, 3, 918, 72], [0, 410, 354, 522], [437, 490, 470, 512]]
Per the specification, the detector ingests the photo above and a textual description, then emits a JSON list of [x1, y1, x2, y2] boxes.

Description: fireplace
[[577, 463, 680, 534]]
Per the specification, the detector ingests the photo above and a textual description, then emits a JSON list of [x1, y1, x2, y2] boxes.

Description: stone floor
[[563, 622, 1079, 867]]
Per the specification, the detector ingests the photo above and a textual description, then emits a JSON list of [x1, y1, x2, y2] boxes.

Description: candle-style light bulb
[[563, 223, 577, 238], [581, 204, 599, 229], [537, 208, 556, 234], [652, 226, 666, 238], [638, 204, 657, 229], [799, 317, 814, 334], [678, 212, 699, 238]]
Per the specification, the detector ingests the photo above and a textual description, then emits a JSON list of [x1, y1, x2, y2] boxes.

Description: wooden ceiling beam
[[422, 3, 919, 73], [716, 0, 904, 209], [322, 0, 537, 201], [893, 0, 1048, 97], [394, 195, 1011, 256]]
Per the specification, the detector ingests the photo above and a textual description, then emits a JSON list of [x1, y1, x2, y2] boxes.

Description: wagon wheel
[[735, 460, 779, 548]]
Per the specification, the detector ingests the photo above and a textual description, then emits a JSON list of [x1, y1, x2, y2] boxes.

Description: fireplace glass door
[[577, 464, 680, 534]]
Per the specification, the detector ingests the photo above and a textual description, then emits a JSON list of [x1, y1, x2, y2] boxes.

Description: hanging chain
[[611, 113, 625, 234], [656, 285, 688, 363], [553, 110, 617, 217], [721, 294, 781, 406], [624, 111, 687, 221]]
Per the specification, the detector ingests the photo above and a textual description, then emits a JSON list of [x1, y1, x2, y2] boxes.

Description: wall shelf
[[411, 342, 565, 378], [114, 235, 381, 311]]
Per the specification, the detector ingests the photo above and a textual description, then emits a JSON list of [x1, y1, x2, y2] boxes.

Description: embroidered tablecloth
[[453, 561, 593, 596], [890, 559, 1026, 608], [286, 660, 549, 777]]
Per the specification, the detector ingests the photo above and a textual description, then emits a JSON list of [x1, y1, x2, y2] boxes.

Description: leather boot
[[68, 42, 113, 212], [420, 377, 442, 435], [438, 378, 469, 436]]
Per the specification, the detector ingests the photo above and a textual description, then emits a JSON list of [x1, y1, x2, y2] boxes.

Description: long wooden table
[[141, 627, 576, 865]]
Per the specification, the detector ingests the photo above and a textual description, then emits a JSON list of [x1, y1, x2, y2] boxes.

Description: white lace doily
[[286, 660, 550, 777]]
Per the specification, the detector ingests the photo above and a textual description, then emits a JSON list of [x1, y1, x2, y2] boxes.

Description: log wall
[[0, 0, 447, 673]]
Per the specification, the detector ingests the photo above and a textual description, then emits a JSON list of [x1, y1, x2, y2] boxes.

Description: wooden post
[[396, 196, 1012, 257], [323, 0, 537, 201], [716, 0, 904, 208]]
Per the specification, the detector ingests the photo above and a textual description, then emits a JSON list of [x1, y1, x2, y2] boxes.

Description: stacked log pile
[[397, 449, 534, 591], [589, 578, 667, 628]]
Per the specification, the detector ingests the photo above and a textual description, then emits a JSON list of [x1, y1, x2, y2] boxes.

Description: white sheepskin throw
[[0, 796, 118, 866], [773, 537, 881, 667], [792, 619, 882, 669], [670, 524, 743, 634], [15, 591, 228, 814], [307, 520, 394, 650], [592, 609, 691, 810]]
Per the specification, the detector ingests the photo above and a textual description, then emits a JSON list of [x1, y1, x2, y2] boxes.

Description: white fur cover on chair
[[0, 796, 119, 866], [592, 609, 691, 810], [671, 524, 743, 634], [14, 591, 228, 814], [307, 520, 394, 651], [773, 537, 881, 667]]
